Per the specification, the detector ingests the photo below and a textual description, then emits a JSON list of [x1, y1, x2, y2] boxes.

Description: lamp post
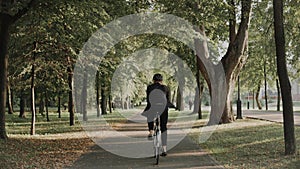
[[237, 76, 243, 119]]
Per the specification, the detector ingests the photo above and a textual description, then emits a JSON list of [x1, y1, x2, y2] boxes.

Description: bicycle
[[153, 112, 162, 165]]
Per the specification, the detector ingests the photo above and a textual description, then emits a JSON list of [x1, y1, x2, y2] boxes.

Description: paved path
[[67, 136, 223, 169], [66, 118, 224, 169], [242, 109, 300, 125]]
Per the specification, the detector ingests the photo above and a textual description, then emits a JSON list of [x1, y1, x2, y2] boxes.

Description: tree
[[0, 0, 36, 140], [194, 0, 252, 123], [6, 82, 13, 114], [273, 0, 296, 155], [218, 0, 252, 122], [30, 42, 37, 135], [241, 0, 286, 111], [153, 0, 252, 123], [8, 0, 117, 126]]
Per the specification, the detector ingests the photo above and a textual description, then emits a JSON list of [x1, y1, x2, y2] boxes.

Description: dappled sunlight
[[8, 131, 88, 140], [168, 150, 208, 157]]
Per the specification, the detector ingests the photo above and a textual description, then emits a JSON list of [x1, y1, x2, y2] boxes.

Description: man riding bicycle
[[142, 73, 177, 157]]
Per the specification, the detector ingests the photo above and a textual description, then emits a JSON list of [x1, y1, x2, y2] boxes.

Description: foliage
[[8, 0, 113, 106], [240, 1, 275, 90], [285, 0, 300, 79], [241, 0, 300, 91]]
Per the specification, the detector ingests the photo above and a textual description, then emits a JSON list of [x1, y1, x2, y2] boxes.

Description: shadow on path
[[66, 136, 223, 169]]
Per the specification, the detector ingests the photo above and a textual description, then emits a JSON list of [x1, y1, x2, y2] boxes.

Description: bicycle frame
[[153, 113, 161, 165]]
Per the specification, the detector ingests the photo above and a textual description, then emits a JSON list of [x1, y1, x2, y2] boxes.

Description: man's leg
[[148, 121, 154, 137], [160, 111, 168, 156]]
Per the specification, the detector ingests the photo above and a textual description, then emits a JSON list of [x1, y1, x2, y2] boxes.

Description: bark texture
[[273, 0, 296, 155]]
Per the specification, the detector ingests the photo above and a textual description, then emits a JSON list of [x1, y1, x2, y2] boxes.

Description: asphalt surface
[[242, 109, 300, 125]]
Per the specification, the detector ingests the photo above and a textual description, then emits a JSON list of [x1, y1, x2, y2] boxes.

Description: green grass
[[191, 122, 300, 169], [6, 110, 83, 135], [102, 110, 128, 124]]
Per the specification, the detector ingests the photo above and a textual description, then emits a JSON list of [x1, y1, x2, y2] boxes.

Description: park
[[0, 0, 299, 168]]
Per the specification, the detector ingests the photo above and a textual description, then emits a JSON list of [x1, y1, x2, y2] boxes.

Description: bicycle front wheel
[[153, 134, 160, 165], [155, 141, 159, 164]]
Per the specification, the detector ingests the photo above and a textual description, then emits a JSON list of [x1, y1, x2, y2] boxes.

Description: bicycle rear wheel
[[155, 145, 159, 165], [153, 132, 160, 165]]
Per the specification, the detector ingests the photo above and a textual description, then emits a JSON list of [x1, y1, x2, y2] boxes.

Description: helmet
[[153, 73, 163, 81]]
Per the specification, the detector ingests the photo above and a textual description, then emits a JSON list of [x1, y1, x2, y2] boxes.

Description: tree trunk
[[221, 78, 236, 123], [74, 79, 80, 114], [193, 86, 204, 119], [0, 12, 11, 140], [120, 89, 124, 110], [6, 84, 13, 114], [252, 89, 255, 109], [264, 59, 268, 110], [195, 0, 252, 124], [45, 91, 50, 122], [176, 86, 184, 111], [128, 96, 131, 109], [96, 71, 100, 117], [67, 57, 75, 126], [0, 0, 35, 139], [30, 44, 36, 135], [81, 71, 88, 121], [171, 89, 176, 105], [96, 82, 101, 117], [276, 79, 281, 111], [109, 95, 112, 113], [57, 93, 61, 118], [19, 91, 26, 118], [220, 0, 252, 123], [176, 61, 185, 111], [193, 63, 205, 119], [273, 0, 296, 155], [101, 84, 107, 115], [39, 92, 45, 116], [10, 87, 14, 111], [255, 85, 262, 110], [193, 55, 204, 119]]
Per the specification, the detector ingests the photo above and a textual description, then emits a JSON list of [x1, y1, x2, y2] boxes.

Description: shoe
[[147, 133, 153, 140], [148, 130, 154, 137], [161, 152, 167, 157]]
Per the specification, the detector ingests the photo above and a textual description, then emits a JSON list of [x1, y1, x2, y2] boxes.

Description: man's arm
[[144, 85, 151, 111]]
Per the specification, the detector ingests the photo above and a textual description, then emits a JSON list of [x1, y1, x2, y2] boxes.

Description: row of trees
[[0, 0, 137, 137], [240, 0, 300, 111], [0, 0, 298, 154]]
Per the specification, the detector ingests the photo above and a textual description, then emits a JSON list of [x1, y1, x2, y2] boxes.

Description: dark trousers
[[148, 111, 168, 146]]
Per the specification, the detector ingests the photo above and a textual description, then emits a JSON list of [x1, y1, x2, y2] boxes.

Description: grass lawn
[[191, 120, 300, 169], [6, 110, 83, 135]]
